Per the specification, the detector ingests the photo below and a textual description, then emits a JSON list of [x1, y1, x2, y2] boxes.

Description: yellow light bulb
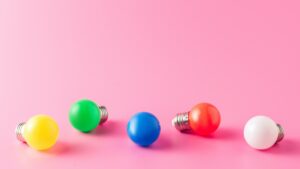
[[16, 114, 59, 150]]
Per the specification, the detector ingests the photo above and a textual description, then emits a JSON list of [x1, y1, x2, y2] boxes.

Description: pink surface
[[0, 0, 300, 168]]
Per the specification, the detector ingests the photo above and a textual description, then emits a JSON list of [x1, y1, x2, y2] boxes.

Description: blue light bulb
[[127, 112, 161, 147]]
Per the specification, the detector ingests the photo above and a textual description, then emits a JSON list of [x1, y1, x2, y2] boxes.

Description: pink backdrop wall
[[0, 0, 299, 169]]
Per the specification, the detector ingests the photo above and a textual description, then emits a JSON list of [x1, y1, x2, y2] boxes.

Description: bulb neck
[[15, 122, 26, 143], [99, 106, 108, 125], [172, 112, 191, 131], [276, 124, 284, 143]]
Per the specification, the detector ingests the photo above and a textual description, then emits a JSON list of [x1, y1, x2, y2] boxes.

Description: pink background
[[0, 0, 300, 168]]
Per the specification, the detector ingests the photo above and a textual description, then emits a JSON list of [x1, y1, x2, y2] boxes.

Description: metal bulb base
[[15, 122, 26, 143], [276, 124, 284, 143], [172, 112, 191, 131], [99, 106, 108, 125]]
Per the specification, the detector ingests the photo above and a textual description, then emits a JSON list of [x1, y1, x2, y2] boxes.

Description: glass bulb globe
[[244, 115, 283, 150], [20, 114, 59, 150]]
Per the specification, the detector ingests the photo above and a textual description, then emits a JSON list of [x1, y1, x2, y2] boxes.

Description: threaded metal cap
[[276, 124, 284, 143], [15, 122, 26, 143], [99, 106, 108, 125], [172, 112, 191, 131]]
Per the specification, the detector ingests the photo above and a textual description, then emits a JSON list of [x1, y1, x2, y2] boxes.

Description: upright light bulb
[[172, 103, 221, 136], [244, 115, 284, 150], [15, 114, 59, 150]]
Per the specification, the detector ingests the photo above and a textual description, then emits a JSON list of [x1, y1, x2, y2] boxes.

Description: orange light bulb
[[172, 103, 221, 136]]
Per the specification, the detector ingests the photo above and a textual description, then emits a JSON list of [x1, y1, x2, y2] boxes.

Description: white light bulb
[[244, 115, 284, 150]]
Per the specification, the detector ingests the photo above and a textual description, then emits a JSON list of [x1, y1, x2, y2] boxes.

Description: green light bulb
[[69, 99, 108, 133]]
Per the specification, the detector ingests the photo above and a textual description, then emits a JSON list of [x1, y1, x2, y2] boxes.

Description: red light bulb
[[172, 103, 221, 136]]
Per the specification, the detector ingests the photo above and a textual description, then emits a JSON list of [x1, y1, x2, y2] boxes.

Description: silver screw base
[[276, 124, 284, 143], [15, 122, 26, 143], [99, 106, 108, 125], [172, 112, 191, 131]]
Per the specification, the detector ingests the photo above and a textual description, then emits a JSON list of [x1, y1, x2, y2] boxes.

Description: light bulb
[[69, 99, 108, 133], [127, 112, 161, 147], [172, 103, 221, 136], [244, 115, 284, 150], [15, 114, 59, 150]]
